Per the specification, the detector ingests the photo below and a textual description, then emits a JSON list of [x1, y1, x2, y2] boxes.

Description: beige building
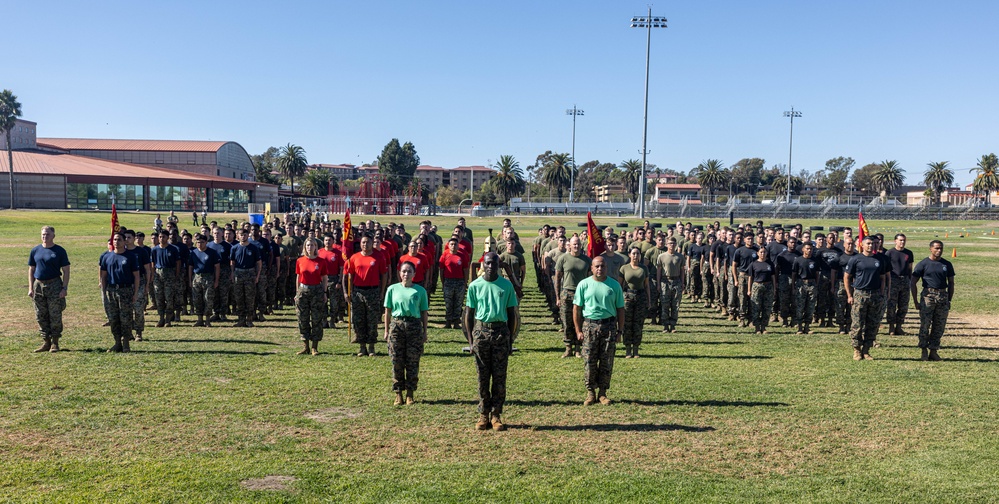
[[594, 184, 627, 202], [0, 119, 38, 150]]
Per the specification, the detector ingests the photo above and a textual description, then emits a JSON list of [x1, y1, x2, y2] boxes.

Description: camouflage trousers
[[284, 267, 297, 305], [647, 278, 660, 321], [660, 278, 682, 328], [917, 288, 949, 350], [232, 269, 257, 320], [728, 271, 740, 316], [835, 280, 851, 333], [778, 274, 794, 322], [472, 321, 511, 415], [132, 277, 147, 334], [690, 263, 703, 298], [795, 280, 817, 329], [850, 289, 884, 348], [388, 316, 425, 391], [275, 270, 288, 307], [32, 278, 65, 340], [153, 269, 176, 315], [325, 275, 341, 324], [191, 273, 216, 317], [175, 271, 189, 314], [622, 290, 647, 347], [214, 266, 232, 318], [295, 284, 325, 341], [816, 276, 833, 323], [716, 269, 728, 311], [442, 278, 466, 324], [701, 266, 714, 303], [560, 289, 577, 346], [350, 287, 381, 344], [256, 266, 275, 312], [885, 277, 911, 329], [104, 285, 134, 342], [737, 273, 751, 321], [750, 282, 775, 330], [582, 317, 617, 391]]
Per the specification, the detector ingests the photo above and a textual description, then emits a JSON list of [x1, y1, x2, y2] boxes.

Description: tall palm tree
[[277, 143, 308, 197], [971, 153, 999, 206], [619, 159, 642, 203], [693, 159, 728, 202], [1, 89, 23, 210], [872, 160, 905, 201], [299, 168, 331, 196], [923, 161, 954, 205], [491, 154, 525, 204], [542, 153, 573, 202]]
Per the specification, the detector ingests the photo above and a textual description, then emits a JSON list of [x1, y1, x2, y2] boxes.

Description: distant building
[[594, 184, 627, 203], [309, 163, 360, 181], [654, 183, 703, 205], [321, 163, 496, 194], [0, 119, 38, 150]]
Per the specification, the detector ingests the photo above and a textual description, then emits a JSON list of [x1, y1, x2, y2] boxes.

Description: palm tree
[[491, 154, 525, 204], [872, 160, 905, 201], [971, 153, 999, 206], [542, 153, 573, 202], [923, 161, 954, 206], [277, 143, 308, 197], [1, 89, 23, 210], [693, 159, 728, 203], [772, 175, 804, 196], [619, 159, 643, 203], [299, 168, 331, 196]]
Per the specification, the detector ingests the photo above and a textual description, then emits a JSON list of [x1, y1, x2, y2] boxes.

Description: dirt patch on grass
[[213, 377, 232, 384], [304, 407, 363, 423], [239, 475, 297, 491]]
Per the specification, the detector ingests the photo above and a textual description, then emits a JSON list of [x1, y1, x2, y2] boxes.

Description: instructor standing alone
[[28, 226, 71, 353]]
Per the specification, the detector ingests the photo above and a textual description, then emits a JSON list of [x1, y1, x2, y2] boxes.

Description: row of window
[[65, 183, 248, 212]]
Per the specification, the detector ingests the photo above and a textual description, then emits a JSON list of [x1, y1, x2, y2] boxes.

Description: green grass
[[1, 210, 998, 502]]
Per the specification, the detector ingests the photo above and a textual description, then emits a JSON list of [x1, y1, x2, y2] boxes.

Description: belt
[[800, 279, 816, 284], [355, 285, 379, 290], [476, 320, 508, 328], [393, 315, 420, 321], [626, 288, 643, 294], [235, 268, 254, 272], [37, 277, 61, 284], [925, 287, 947, 292], [107, 283, 133, 288], [585, 317, 616, 323], [195, 272, 213, 277], [299, 283, 322, 289], [561, 288, 576, 293]]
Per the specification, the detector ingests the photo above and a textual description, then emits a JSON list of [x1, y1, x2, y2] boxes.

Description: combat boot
[[367, 343, 376, 356], [405, 390, 414, 405], [108, 337, 123, 353], [297, 340, 310, 355], [862, 345, 875, 360], [34, 338, 52, 353], [475, 413, 491, 430], [394, 391, 404, 406], [135, 331, 143, 341], [598, 388, 611, 405], [193, 316, 204, 327], [156, 314, 165, 328], [853, 347, 863, 361], [561, 346, 572, 358], [209, 314, 221, 323], [49, 338, 60, 353], [921, 348, 929, 361], [929, 349, 942, 361], [584, 389, 596, 406], [491, 413, 506, 431], [233, 316, 246, 328], [121, 338, 131, 353], [574, 344, 582, 358], [632, 345, 640, 358], [311, 341, 319, 356]]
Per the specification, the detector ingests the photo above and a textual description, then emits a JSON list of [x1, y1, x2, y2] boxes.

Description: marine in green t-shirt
[[465, 272, 518, 322], [572, 271, 626, 320], [383, 282, 429, 318], [620, 263, 649, 291]]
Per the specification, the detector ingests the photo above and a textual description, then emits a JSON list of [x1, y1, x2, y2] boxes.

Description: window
[[212, 188, 248, 212], [66, 183, 143, 210]]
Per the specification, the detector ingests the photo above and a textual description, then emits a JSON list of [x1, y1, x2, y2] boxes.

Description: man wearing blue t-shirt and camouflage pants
[[573, 256, 626, 406], [28, 226, 71, 353]]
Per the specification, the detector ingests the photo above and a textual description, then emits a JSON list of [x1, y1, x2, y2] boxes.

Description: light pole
[[631, 9, 667, 218], [566, 105, 584, 204], [783, 107, 802, 203]]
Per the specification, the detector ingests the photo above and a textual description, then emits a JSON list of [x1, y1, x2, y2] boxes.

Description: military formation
[[27, 215, 957, 430]]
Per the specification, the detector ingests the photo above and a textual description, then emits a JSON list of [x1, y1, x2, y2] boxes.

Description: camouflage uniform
[[172, 271, 186, 315], [256, 262, 274, 313], [885, 276, 911, 331], [32, 277, 65, 342], [716, 267, 728, 313], [850, 289, 884, 349], [132, 277, 147, 334], [326, 274, 341, 325], [917, 288, 949, 350], [388, 316, 425, 391], [350, 287, 381, 344], [472, 321, 511, 415], [443, 278, 466, 326], [750, 282, 774, 331], [778, 273, 795, 323], [816, 276, 831, 324], [835, 280, 851, 333], [581, 317, 617, 392], [232, 269, 257, 323], [153, 268, 175, 317], [795, 279, 817, 330], [295, 284, 325, 341], [689, 261, 703, 299], [559, 289, 576, 346], [214, 265, 231, 319], [660, 278, 682, 329], [622, 290, 647, 348], [727, 269, 741, 318], [737, 272, 752, 322], [105, 285, 134, 344], [701, 263, 714, 305], [191, 273, 215, 319]]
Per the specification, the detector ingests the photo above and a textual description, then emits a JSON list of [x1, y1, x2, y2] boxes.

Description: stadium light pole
[[566, 105, 584, 204], [631, 9, 667, 218], [783, 107, 802, 203]]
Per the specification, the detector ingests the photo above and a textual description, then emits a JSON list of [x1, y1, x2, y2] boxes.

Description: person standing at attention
[[910, 240, 955, 361], [28, 226, 71, 353], [383, 262, 429, 405], [573, 256, 626, 406]]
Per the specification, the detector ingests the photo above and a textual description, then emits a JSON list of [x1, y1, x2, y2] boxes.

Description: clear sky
[[8, 0, 998, 187]]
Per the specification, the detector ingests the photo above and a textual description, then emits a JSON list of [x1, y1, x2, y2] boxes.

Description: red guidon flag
[[585, 212, 605, 258], [341, 207, 353, 261], [857, 209, 870, 243], [108, 201, 120, 249]]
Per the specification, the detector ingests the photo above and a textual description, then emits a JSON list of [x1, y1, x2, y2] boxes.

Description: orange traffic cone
[[992, 230, 995, 236], [945, 232, 949, 238], [952, 248, 957, 258]]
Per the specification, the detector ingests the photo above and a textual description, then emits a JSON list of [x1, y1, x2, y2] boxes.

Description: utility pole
[[631, 9, 667, 218], [566, 105, 584, 204], [783, 107, 802, 203]]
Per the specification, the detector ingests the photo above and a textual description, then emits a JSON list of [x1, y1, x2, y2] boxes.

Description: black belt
[[477, 321, 508, 328], [355, 285, 379, 290], [925, 287, 947, 292], [37, 277, 61, 284], [234, 268, 255, 272], [585, 316, 616, 323], [195, 272, 213, 277], [299, 283, 322, 289], [626, 288, 643, 294], [393, 315, 420, 321]]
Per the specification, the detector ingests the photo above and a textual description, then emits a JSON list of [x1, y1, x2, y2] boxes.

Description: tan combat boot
[[598, 388, 611, 405], [297, 341, 310, 355], [862, 345, 874, 360], [584, 390, 596, 406], [491, 413, 506, 431], [405, 390, 414, 405], [311, 341, 319, 356], [49, 338, 60, 353], [561, 346, 572, 358], [394, 391, 404, 406], [475, 413, 491, 430], [853, 347, 863, 361], [34, 338, 52, 353]]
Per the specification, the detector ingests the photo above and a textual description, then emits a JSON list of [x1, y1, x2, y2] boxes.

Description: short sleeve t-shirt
[[152, 244, 181, 270], [735, 247, 759, 273], [345, 252, 385, 287], [296, 255, 328, 285], [29, 244, 71, 280], [466, 276, 518, 323], [748, 260, 775, 284], [498, 251, 522, 280], [555, 253, 592, 291], [912, 257, 955, 290], [384, 283, 429, 318], [657, 251, 685, 279], [439, 251, 466, 279], [620, 263, 648, 291], [231, 242, 260, 270], [100, 250, 139, 286], [400, 253, 428, 283], [792, 256, 818, 281], [318, 248, 343, 276], [845, 254, 885, 291], [189, 247, 221, 274], [573, 276, 625, 320], [885, 248, 914, 278]]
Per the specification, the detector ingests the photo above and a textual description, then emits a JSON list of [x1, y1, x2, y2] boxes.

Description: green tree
[[850, 163, 881, 196], [277, 143, 308, 197], [760, 164, 785, 188], [728, 157, 765, 196], [971, 153, 999, 206], [491, 154, 525, 204], [300, 168, 331, 196], [923, 161, 954, 205], [542, 152, 574, 202], [692, 159, 729, 202], [872, 160, 905, 200], [772, 175, 805, 196], [1, 89, 23, 209], [821, 156, 854, 198], [435, 185, 462, 207], [619, 159, 643, 203], [377, 139, 420, 192], [251, 146, 280, 185]]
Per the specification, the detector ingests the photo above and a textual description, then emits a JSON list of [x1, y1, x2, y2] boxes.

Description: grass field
[[1, 210, 998, 503]]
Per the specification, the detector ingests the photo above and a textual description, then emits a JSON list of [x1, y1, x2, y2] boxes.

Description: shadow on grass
[[523, 423, 715, 432], [73, 348, 278, 356], [630, 354, 772, 360], [146, 338, 281, 346], [881, 357, 998, 363], [891, 344, 998, 351], [619, 399, 790, 408], [653, 340, 746, 346]]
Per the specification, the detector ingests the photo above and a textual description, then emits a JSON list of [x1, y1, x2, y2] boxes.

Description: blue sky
[[8, 1, 998, 186]]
